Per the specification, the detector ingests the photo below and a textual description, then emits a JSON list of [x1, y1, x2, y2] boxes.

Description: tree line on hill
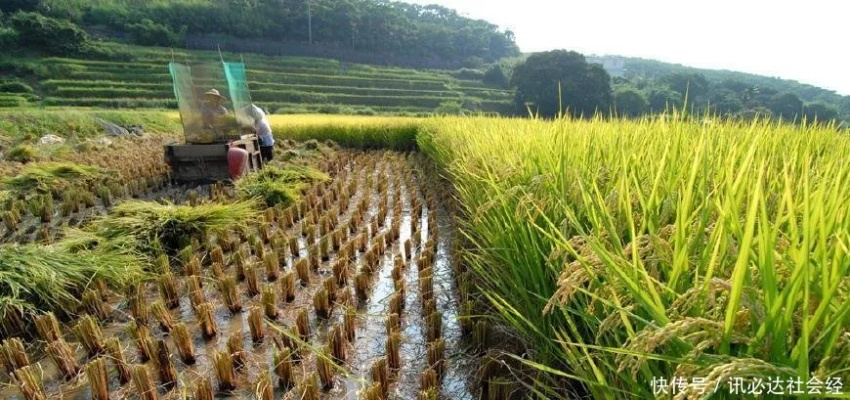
[[507, 51, 850, 126], [0, 0, 519, 67]]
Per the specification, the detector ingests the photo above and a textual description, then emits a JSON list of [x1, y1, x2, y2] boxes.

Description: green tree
[[613, 87, 648, 117], [0, 0, 44, 13], [768, 92, 803, 121], [510, 50, 612, 118], [646, 87, 683, 112], [483, 64, 508, 88], [803, 103, 839, 123]]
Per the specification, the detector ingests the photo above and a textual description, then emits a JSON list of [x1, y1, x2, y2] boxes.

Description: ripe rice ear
[[298, 372, 320, 400]]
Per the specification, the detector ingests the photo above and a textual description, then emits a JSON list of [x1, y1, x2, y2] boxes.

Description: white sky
[[403, 0, 850, 96]]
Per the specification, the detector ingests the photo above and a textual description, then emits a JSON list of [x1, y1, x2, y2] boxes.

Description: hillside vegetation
[[0, 44, 514, 115]]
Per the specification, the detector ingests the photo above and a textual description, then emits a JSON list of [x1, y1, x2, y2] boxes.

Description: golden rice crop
[[418, 114, 850, 398]]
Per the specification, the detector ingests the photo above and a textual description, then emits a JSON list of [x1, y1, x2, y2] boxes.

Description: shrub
[[482, 64, 509, 88], [317, 104, 342, 115], [0, 95, 27, 108], [10, 11, 92, 55], [355, 108, 377, 116], [126, 19, 186, 47]]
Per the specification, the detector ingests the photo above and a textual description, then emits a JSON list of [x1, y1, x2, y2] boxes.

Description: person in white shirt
[[246, 104, 274, 161]]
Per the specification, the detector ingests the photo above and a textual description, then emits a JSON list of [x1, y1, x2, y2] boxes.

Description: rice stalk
[[1, 337, 29, 374], [214, 350, 236, 392], [360, 382, 383, 400], [171, 323, 195, 365], [128, 322, 154, 362], [194, 376, 214, 400], [73, 315, 105, 356], [427, 338, 446, 378], [248, 306, 265, 343], [370, 357, 389, 397], [333, 258, 349, 286], [154, 339, 177, 390], [420, 367, 437, 393], [425, 311, 442, 342], [255, 369, 274, 400], [34, 313, 61, 343], [281, 271, 297, 302], [12, 364, 46, 400], [273, 346, 293, 389], [150, 301, 174, 333], [344, 308, 357, 342], [46, 339, 79, 379], [297, 372, 320, 400], [296, 308, 311, 342], [217, 276, 242, 314], [387, 331, 401, 371], [96, 338, 129, 387], [196, 302, 217, 339], [129, 363, 158, 400], [264, 251, 280, 281], [316, 346, 336, 389], [245, 266, 260, 297], [329, 324, 346, 363], [262, 284, 279, 319], [355, 271, 370, 300], [86, 357, 109, 400], [158, 272, 180, 310], [295, 258, 311, 285]]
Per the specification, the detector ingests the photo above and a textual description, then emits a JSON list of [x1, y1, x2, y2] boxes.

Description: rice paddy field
[[0, 109, 848, 399], [0, 45, 513, 115]]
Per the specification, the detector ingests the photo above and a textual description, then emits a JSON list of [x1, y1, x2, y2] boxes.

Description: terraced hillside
[[2, 45, 514, 115]]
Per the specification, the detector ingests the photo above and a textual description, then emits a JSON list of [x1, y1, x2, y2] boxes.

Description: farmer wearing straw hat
[[200, 88, 228, 129]]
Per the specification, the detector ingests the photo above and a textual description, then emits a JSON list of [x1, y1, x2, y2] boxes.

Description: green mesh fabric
[[168, 62, 241, 144], [223, 62, 254, 128]]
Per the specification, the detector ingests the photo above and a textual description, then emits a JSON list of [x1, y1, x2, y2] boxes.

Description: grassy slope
[[1, 43, 513, 115]]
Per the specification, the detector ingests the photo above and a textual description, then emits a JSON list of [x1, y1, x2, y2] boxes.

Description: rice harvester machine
[[164, 61, 264, 182]]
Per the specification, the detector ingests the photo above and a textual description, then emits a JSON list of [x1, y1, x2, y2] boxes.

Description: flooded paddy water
[[0, 150, 475, 400]]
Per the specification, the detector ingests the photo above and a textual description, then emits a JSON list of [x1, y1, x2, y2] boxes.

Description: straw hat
[[202, 88, 226, 102]]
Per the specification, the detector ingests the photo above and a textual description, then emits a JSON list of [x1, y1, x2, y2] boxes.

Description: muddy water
[[0, 151, 475, 400]]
